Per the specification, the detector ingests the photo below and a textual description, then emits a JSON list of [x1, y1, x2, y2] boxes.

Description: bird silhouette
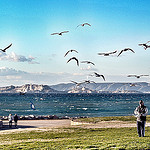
[[51, 31, 69, 36], [81, 61, 95, 66], [71, 80, 83, 86], [117, 48, 135, 57], [83, 80, 96, 84], [76, 23, 91, 28], [127, 75, 149, 78], [94, 72, 105, 81], [138, 41, 150, 50], [64, 49, 78, 57], [0, 43, 12, 52], [67, 57, 79, 66], [98, 50, 117, 56]]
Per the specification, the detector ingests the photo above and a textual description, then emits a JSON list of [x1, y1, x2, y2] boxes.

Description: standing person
[[134, 100, 148, 137], [8, 114, 13, 128], [14, 114, 19, 128]]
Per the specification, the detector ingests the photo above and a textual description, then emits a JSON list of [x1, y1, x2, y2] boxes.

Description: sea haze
[[0, 93, 150, 117]]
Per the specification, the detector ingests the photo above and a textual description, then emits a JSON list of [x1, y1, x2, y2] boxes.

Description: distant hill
[[0, 84, 59, 93], [50, 82, 150, 93], [0, 82, 150, 93]]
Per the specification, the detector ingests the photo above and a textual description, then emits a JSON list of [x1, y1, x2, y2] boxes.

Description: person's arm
[[142, 107, 148, 116], [134, 107, 140, 117]]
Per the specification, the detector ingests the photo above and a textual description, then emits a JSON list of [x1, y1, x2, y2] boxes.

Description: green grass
[[75, 115, 150, 123], [0, 127, 150, 149], [1, 116, 150, 149]]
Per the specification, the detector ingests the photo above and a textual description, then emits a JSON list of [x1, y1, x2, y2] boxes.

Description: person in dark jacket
[[14, 114, 19, 128], [134, 100, 148, 137]]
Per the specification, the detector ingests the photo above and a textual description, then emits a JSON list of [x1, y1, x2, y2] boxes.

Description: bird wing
[[94, 72, 100, 76], [64, 50, 78, 57], [127, 75, 136, 77], [51, 33, 59, 35], [138, 44, 143, 46], [97, 53, 106, 55], [84, 23, 91, 26], [128, 48, 135, 53], [146, 41, 150, 44], [117, 50, 124, 57], [100, 75, 105, 81], [71, 80, 78, 84], [108, 50, 117, 54], [67, 57, 79, 66], [72, 50, 78, 53], [64, 50, 70, 57], [3, 43, 12, 51], [89, 61, 95, 65], [61, 31, 69, 34], [81, 61, 87, 63], [76, 24, 82, 28], [140, 75, 149, 77]]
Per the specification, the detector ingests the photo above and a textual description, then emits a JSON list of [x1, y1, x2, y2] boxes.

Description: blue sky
[[0, 0, 150, 86]]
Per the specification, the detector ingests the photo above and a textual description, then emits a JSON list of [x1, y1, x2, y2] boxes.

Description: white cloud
[[0, 67, 149, 87], [0, 52, 39, 64]]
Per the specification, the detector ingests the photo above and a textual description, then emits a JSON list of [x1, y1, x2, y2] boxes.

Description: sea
[[0, 93, 150, 117]]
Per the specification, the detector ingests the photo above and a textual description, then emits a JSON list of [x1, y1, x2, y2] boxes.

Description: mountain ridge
[[0, 82, 150, 93]]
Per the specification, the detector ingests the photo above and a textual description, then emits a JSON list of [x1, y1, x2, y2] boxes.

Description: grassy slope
[[75, 115, 150, 123], [0, 116, 150, 149]]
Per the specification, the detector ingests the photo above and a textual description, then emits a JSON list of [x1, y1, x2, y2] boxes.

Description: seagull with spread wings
[[51, 31, 69, 36], [81, 61, 95, 66], [93, 72, 106, 81], [64, 49, 78, 57], [138, 41, 150, 50], [76, 23, 91, 28], [127, 75, 149, 78], [117, 48, 135, 57], [71, 81, 83, 86], [98, 50, 117, 56], [0, 43, 12, 52], [67, 57, 79, 66]]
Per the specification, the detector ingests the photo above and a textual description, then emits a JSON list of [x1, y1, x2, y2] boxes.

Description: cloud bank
[[0, 67, 149, 87], [0, 52, 39, 64]]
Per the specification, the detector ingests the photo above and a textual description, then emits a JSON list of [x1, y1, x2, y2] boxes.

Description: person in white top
[[8, 114, 13, 128], [134, 100, 148, 137]]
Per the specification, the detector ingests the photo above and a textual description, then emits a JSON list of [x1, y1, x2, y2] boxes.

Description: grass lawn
[[0, 116, 150, 149]]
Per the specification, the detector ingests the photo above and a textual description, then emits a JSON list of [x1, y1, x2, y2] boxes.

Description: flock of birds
[[0, 23, 149, 89], [51, 22, 150, 87]]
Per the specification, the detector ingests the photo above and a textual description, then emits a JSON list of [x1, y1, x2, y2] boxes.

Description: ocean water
[[0, 93, 150, 117]]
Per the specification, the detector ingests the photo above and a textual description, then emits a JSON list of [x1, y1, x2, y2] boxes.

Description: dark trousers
[[137, 121, 146, 137], [9, 121, 12, 128], [14, 121, 18, 127]]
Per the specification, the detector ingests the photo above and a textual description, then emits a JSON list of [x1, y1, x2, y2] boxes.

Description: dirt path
[[1, 120, 150, 134]]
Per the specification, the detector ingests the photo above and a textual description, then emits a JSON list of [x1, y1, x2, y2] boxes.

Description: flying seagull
[[127, 75, 149, 78], [51, 31, 69, 36], [117, 48, 135, 57], [81, 61, 95, 66], [138, 41, 150, 50], [71, 80, 83, 86], [76, 23, 91, 28], [67, 57, 79, 66], [84, 80, 96, 84], [64, 49, 78, 57], [94, 72, 106, 81], [98, 50, 117, 56], [0, 43, 12, 52]]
